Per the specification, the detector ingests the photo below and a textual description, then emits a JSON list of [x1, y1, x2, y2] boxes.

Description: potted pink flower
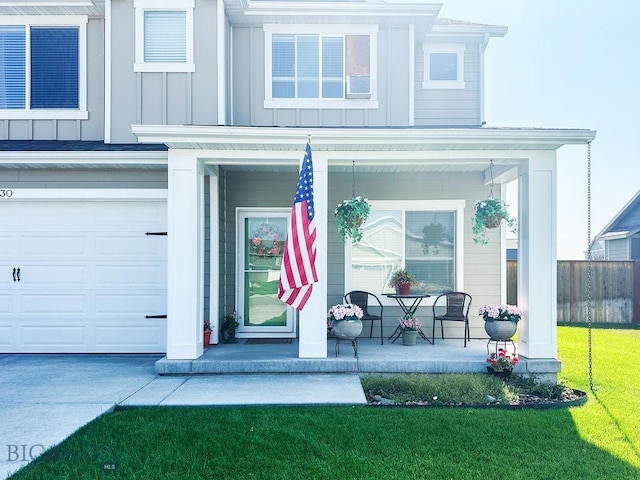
[[478, 304, 521, 341], [398, 315, 421, 346]]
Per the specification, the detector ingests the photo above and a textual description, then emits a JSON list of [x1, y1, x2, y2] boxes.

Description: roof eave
[[132, 125, 597, 151]]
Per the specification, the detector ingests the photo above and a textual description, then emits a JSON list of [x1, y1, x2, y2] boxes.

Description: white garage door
[[0, 192, 167, 353]]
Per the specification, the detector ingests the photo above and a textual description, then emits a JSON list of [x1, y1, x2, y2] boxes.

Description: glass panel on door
[[237, 210, 295, 338]]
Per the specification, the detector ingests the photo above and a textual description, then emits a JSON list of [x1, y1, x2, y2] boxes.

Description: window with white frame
[[0, 16, 87, 119], [422, 44, 465, 89], [264, 24, 378, 109], [134, 0, 194, 73], [346, 200, 465, 299]]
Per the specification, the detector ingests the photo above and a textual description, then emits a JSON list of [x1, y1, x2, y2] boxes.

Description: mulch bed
[[368, 387, 587, 409]]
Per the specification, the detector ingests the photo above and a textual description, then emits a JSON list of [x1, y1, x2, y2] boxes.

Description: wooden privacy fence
[[507, 260, 640, 324]]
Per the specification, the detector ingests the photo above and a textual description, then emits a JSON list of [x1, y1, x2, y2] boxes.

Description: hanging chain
[[352, 160, 356, 198], [586, 141, 594, 392]]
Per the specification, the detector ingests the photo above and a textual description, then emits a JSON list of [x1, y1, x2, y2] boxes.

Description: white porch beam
[[166, 150, 205, 359], [298, 149, 328, 358], [483, 164, 518, 185], [517, 151, 558, 359]]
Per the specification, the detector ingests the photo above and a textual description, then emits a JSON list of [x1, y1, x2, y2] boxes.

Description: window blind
[[31, 27, 78, 109], [144, 10, 186, 62], [0, 26, 26, 109]]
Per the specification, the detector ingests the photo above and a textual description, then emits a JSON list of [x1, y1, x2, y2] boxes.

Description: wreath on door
[[250, 223, 283, 256]]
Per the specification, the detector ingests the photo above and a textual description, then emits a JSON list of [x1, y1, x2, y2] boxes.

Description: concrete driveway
[[0, 354, 365, 479]]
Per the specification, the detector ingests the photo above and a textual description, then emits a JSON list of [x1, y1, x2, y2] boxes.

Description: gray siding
[[231, 25, 411, 127], [110, 0, 219, 143], [0, 17, 105, 141], [218, 169, 502, 340], [0, 169, 167, 188], [414, 39, 482, 127], [607, 238, 629, 260]]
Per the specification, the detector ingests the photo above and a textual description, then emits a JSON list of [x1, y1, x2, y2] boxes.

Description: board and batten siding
[[109, 0, 219, 143], [231, 25, 411, 127], [0, 17, 105, 141], [414, 40, 482, 127], [220, 169, 503, 341]]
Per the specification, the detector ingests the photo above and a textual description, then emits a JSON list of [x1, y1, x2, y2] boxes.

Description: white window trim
[[263, 24, 378, 110], [344, 199, 465, 306], [422, 43, 466, 90], [0, 15, 88, 120], [134, 0, 195, 73]]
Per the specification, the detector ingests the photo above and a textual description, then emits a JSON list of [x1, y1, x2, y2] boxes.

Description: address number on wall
[[0, 189, 14, 198]]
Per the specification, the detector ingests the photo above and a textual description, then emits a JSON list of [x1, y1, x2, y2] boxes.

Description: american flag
[[278, 142, 318, 311]]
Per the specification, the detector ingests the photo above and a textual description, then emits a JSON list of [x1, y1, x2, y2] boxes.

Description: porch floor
[[155, 338, 557, 376]]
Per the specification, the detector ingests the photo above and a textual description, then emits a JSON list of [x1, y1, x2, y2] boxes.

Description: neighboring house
[[0, 0, 594, 377], [594, 190, 640, 260]]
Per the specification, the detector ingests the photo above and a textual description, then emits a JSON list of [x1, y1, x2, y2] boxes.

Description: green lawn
[[10, 325, 640, 480]]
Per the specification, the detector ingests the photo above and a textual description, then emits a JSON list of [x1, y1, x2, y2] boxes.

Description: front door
[[236, 209, 295, 338]]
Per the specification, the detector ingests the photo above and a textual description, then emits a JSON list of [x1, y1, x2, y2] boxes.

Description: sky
[[437, 0, 640, 259]]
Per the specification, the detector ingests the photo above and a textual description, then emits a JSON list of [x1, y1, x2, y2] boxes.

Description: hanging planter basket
[[472, 197, 516, 245], [484, 214, 503, 229], [335, 196, 371, 243]]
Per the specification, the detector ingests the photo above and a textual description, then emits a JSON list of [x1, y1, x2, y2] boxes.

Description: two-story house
[[0, 0, 595, 380]]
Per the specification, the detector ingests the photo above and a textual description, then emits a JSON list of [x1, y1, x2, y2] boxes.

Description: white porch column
[[166, 150, 205, 360], [298, 150, 328, 358], [517, 151, 558, 359]]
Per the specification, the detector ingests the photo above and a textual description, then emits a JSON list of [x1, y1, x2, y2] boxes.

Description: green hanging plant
[[335, 196, 371, 243], [472, 197, 517, 245]]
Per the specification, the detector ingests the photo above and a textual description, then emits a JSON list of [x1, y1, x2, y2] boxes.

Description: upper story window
[[264, 24, 378, 109], [0, 16, 87, 120], [422, 44, 465, 89], [134, 0, 194, 73], [345, 200, 465, 304]]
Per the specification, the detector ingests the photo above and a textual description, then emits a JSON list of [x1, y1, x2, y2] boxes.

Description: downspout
[[408, 23, 415, 127], [217, 0, 226, 125], [479, 33, 489, 125], [104, 0, 112, 142]]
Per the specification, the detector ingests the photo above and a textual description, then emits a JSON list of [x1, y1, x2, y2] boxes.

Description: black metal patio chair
[[432, 292, 473, 347], [344, 290, 384, 344]]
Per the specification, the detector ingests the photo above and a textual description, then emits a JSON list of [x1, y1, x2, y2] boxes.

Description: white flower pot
[[484, 320, 517, 341]]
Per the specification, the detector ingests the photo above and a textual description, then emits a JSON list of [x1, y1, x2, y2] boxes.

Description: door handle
[[12, 268, 16, 282], [16, 268, 20, 282]]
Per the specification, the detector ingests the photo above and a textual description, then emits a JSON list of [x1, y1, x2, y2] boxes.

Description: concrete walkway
[[0, 354, 366, 479]]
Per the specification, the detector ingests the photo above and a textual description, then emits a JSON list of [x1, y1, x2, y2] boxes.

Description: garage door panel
[[0, 294, 11, 313], [21, 325, 87, 346], [12, 203, 90, 231], [0, 235, 13, 258], [0, 325, 13, 347], [93, 203, 167, 232], [95, 235, 163, 258], [19, 265, 87, 286], [95, 264, 165, 287], [95, 324, 165, 347], [95, 293, 164, 315], [21, 294, 86, 314], [21, 235, 86, 258]]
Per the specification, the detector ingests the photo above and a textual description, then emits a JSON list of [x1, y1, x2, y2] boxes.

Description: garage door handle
[[12, 268, 16, 282], [16, 268, 20, 281], [145, 314, 167, 319]]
